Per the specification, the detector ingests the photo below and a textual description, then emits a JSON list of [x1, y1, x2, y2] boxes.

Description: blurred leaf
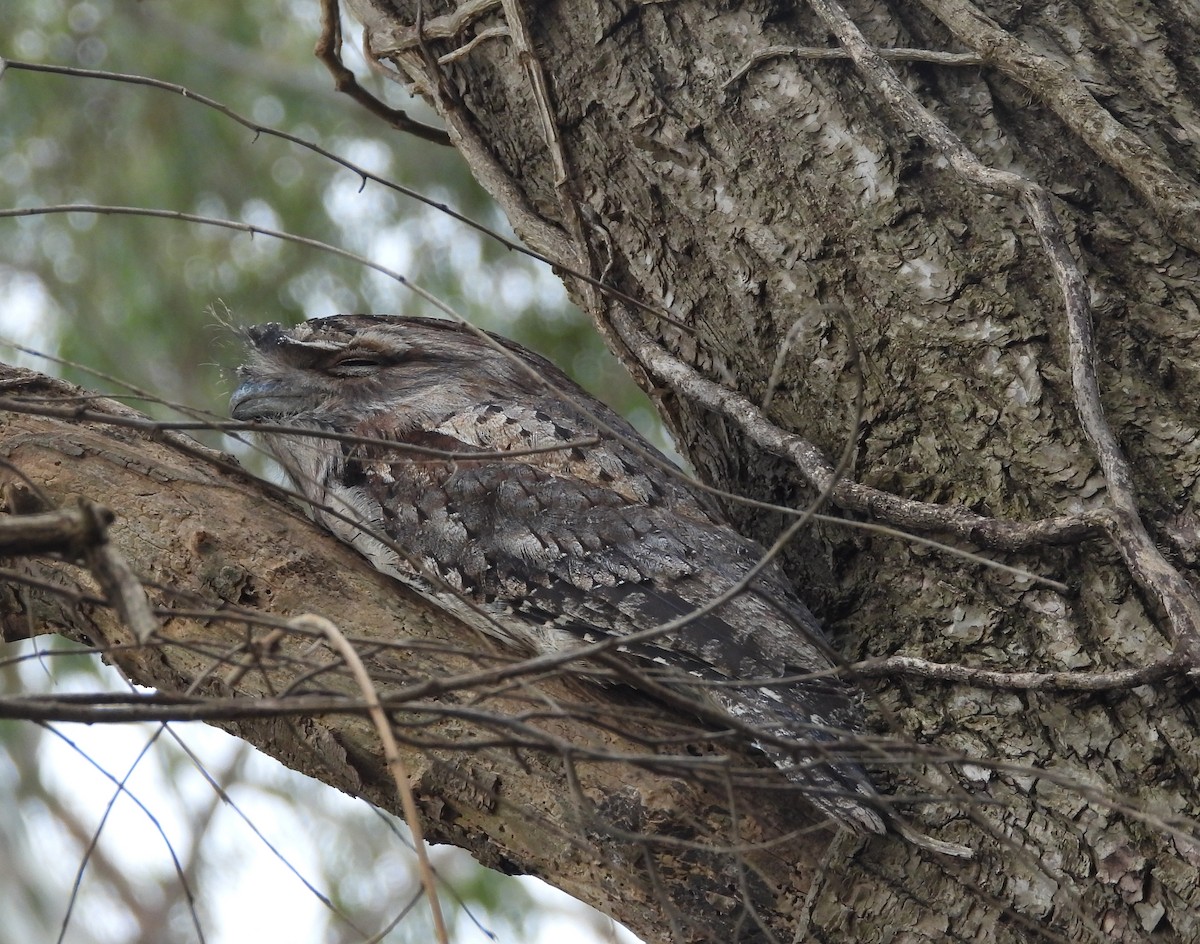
[[0, 3, 652, 942]]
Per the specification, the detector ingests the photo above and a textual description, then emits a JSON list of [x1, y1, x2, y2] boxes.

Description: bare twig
[[810, 513, 1070, 594], [366, 23, 582, 267], [0, 501, 111, 556], [762, 313, 820, 413], [855, 653, 1181, 692], [608, 306, 1101, 552], [368, 0, 502, 51], [0, 201, 428, 298], [725, 43, 983, 89], [0, 497, 159, 643], [437, 26, 509, 65], [0, 57, 683, 332], [291, 613, 449, 944], [0, 397, 599, 461], [314, 0, 451, 144], [45, 727, 207, 944], [81, 520, 160, 644]]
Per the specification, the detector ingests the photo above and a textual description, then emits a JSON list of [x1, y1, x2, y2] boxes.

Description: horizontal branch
[[856, 654, 1181, 692]]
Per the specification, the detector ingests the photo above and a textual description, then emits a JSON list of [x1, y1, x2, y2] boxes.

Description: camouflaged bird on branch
[[231, 314, 888, 835]]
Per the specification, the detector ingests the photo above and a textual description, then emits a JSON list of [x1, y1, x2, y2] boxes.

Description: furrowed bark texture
[[331, 0, 1200, 941], [0, 367, 844, 943]]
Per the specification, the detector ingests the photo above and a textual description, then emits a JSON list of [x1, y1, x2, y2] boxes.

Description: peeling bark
[[326, 0, 1200, 940]]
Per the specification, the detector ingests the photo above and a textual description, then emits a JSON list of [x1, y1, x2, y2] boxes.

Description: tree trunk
[[4, 0, 1200, 940], [338, 0, 1200, 940]]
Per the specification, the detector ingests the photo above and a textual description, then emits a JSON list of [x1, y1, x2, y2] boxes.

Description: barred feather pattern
[[231, 314, 886, 834]]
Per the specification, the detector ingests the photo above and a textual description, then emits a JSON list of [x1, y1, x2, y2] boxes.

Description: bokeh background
[[0, 2, 656, 940]]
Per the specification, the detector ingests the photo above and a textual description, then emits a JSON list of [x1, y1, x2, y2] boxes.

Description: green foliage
[[0, 2, 648, 941], [0, 0, 652, 423]]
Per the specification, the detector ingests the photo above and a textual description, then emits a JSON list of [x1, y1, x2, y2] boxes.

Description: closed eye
[[328, 356, 385, 376]]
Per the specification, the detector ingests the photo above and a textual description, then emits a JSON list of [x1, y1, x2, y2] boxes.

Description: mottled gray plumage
[[231, 314, 885, 833]]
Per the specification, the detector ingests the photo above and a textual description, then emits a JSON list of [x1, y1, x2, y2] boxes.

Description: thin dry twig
[[608, 305, 1100, 551], [810, 513, 1071, 594], [290, 613, 449, 944], [0, 497, 159, 643], [53, 600, 289, 944], [437, 25, 509, 65], [0, 202, 430, 303], [724, 43, 983, 89], [0, 500, 111, 556], [82, 525, 160, 644], [0, 397, 600, 461], [761, 312, 820, 413], [855, 653, 1181, 692], [44, 726, 207, 944], [369, 0, 502, 51], [0, 57, 682, 333], [365, 19, 582, 267], [314, 0, 451, 144]]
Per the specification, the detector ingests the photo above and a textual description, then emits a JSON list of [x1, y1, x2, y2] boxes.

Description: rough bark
[[3, 0, 1200, 941], [0, 368, 852, 943], [327, 0, 1197, 941]]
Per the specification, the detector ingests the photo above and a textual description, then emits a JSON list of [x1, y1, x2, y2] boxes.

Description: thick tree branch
[[0, 362, 890, 943]]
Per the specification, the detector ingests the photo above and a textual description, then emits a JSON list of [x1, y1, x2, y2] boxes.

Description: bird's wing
[[332, 404, 864, 737]]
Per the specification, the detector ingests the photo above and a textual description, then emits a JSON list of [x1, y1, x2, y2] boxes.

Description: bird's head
[[231, 314, 563, 428]]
